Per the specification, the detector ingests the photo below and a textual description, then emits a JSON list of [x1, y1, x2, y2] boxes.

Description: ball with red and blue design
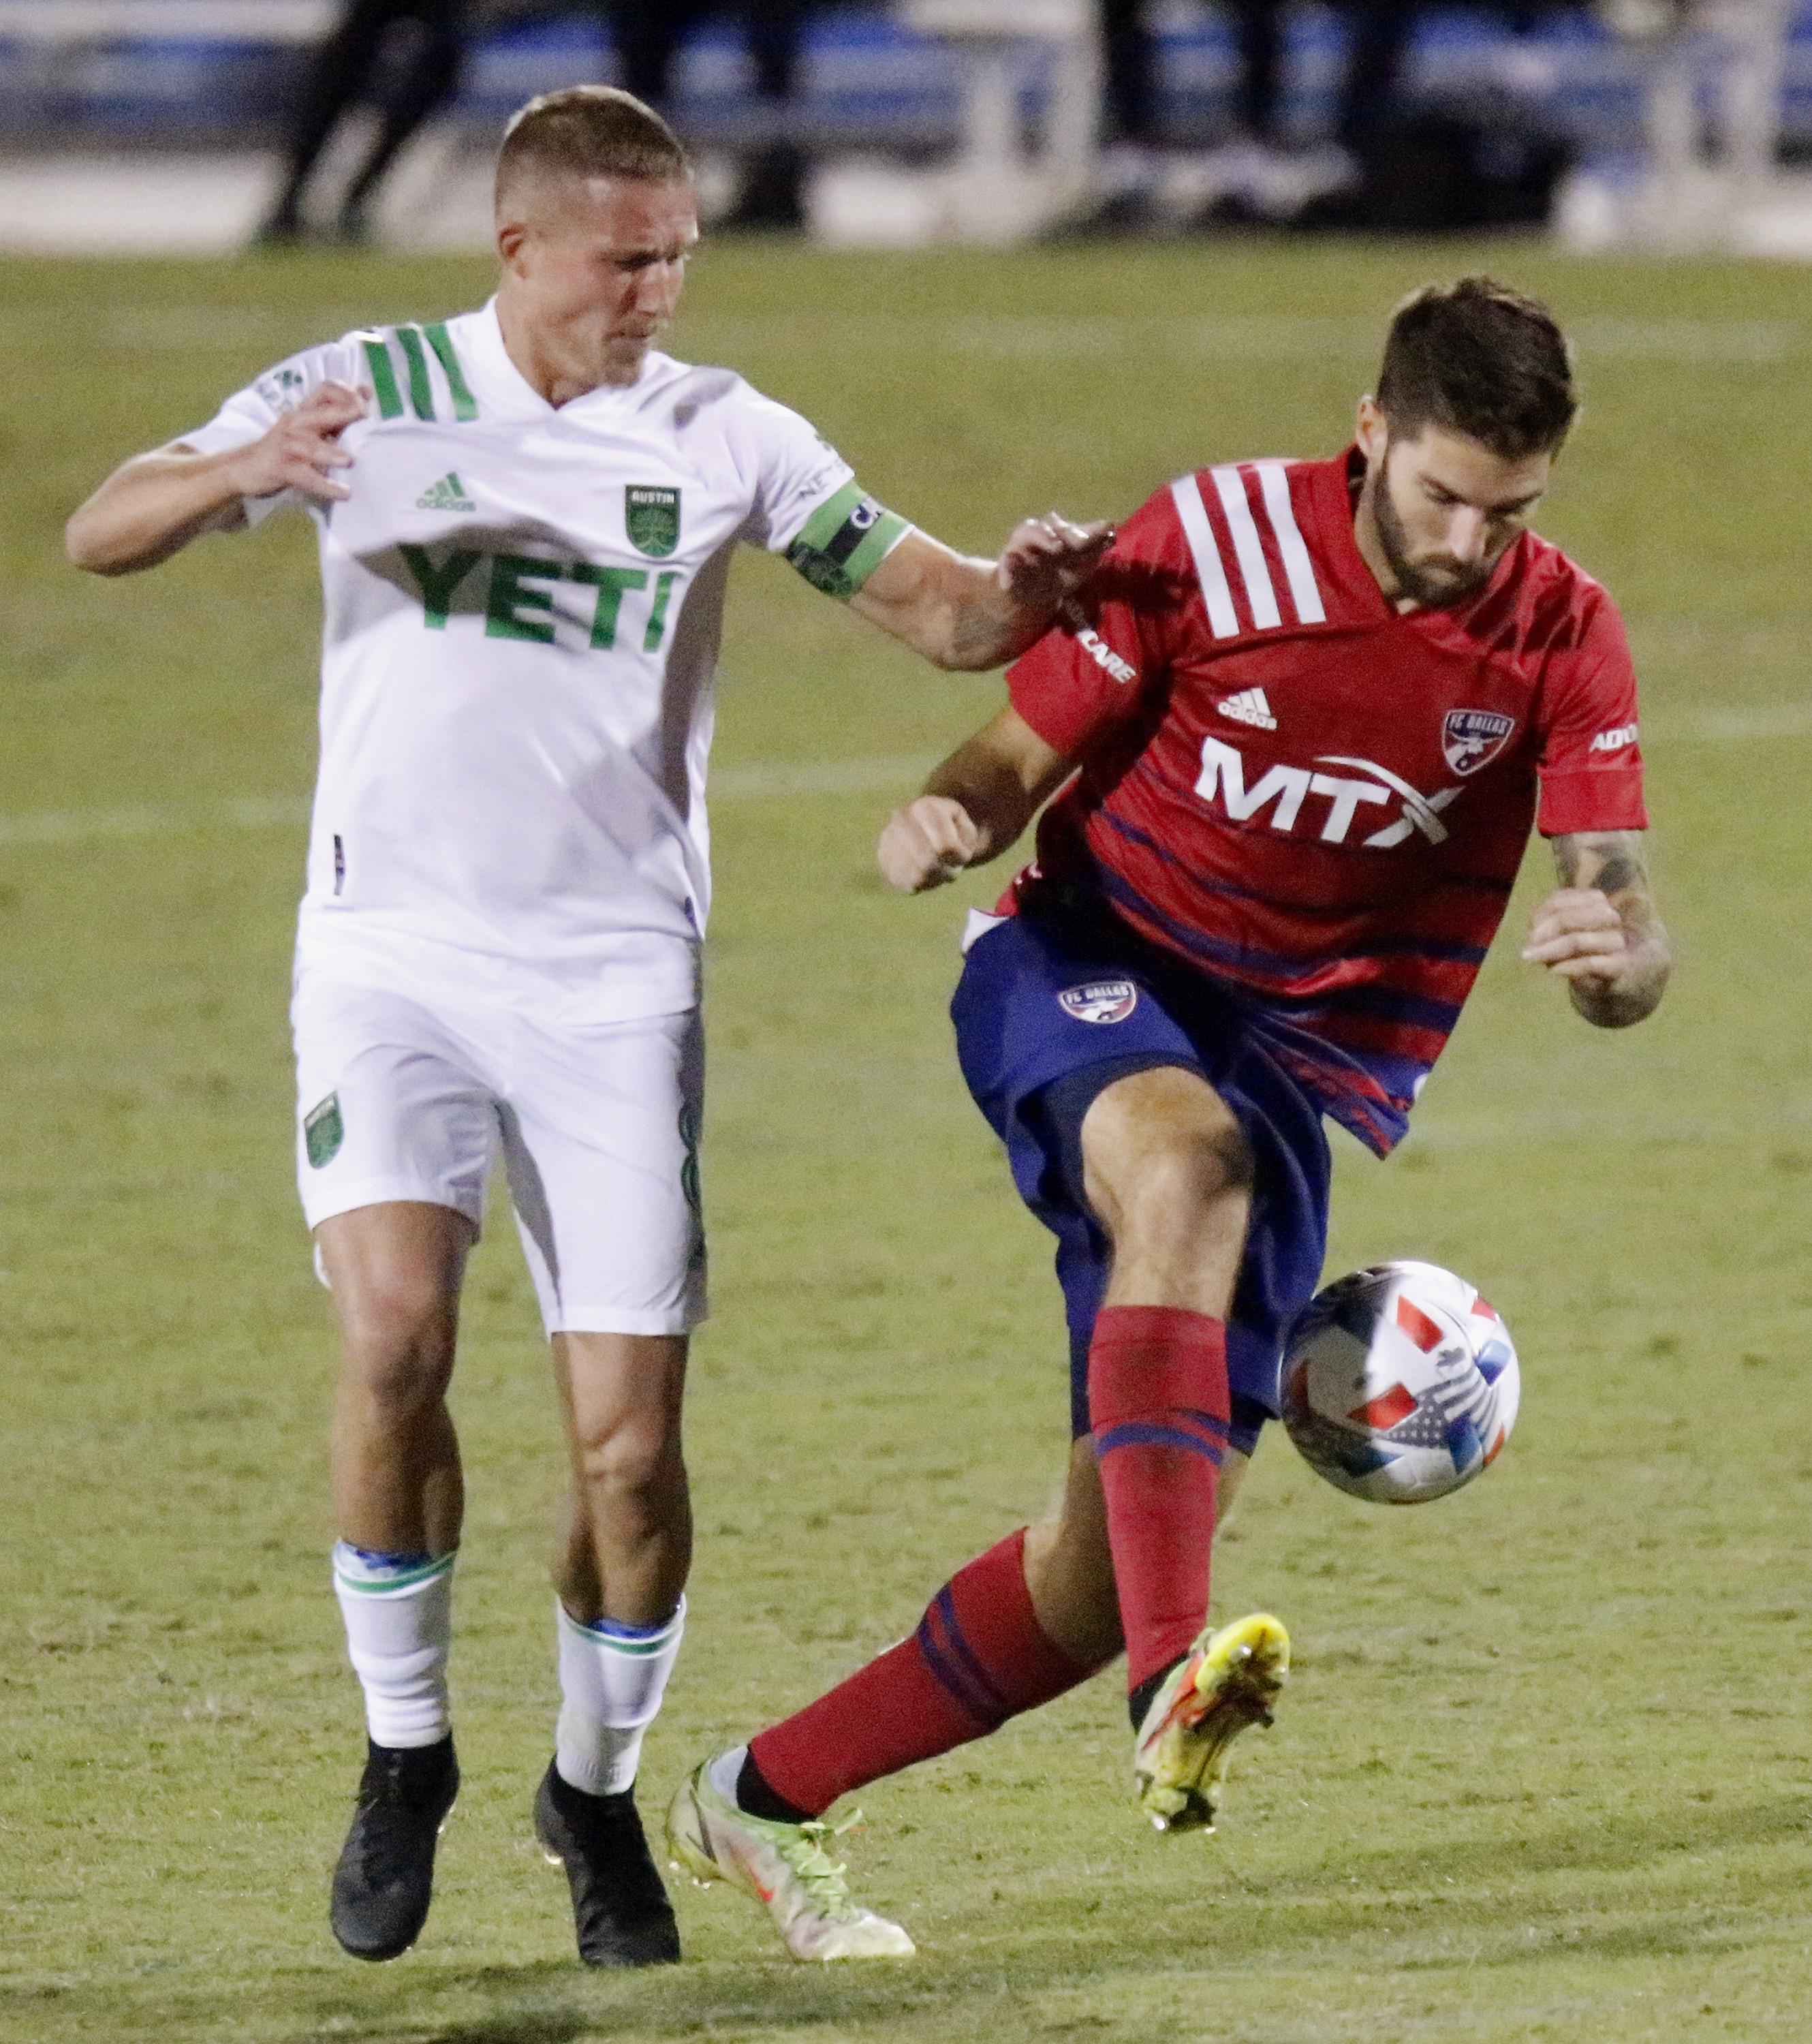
[[1281, 1260, 1520, 1504]]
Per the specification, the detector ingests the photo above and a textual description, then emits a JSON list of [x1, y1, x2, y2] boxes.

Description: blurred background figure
[[259, 1, 819, 245], [1599, 0, 1792, 230], [1097, 3, 1583, 232], [259, 0, 471, 245], [610, 3, 817, 228], [1206, 1, 1418, 219], [1097, 1, 1419, 225]]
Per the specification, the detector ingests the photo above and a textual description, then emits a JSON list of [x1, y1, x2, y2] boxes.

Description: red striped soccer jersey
[[1000, 449, 1647, 1151]]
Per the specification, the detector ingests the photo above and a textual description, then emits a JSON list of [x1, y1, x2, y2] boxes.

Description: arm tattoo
[[946, 599, 1014, 666], [1552, 831, 1647, 899], [1548, 828, 1670, 1026]]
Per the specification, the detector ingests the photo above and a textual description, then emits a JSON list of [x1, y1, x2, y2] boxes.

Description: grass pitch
[[2, 232, 1810, 2043]]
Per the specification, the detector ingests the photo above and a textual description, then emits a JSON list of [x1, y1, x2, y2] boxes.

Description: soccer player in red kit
[[666, 279, 1671, 1960]]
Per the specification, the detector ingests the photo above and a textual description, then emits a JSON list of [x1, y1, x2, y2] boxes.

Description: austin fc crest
[[1441, 709, 1516, 776], [1059, 980, 1138, 1025], [626, 485, 681, 558]]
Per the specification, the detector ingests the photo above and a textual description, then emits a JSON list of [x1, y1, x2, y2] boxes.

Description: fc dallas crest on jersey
[[1441, 709, 1517, 776]]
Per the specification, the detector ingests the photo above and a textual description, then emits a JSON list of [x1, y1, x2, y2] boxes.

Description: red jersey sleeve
[[1005, 491, 1181, 760], [1533, 583, 1649, 837]]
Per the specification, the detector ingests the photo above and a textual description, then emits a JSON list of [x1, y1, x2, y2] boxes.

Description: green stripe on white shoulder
[[358, 332, 404, 419], [395, 325, 436, 420], [354, 325, 480, 424], [424, 322, 479, 420]]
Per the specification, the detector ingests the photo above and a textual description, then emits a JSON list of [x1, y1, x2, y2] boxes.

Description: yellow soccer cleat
[[1132, 1612, 1289, 1833], [666, 1760, 916, 1962]]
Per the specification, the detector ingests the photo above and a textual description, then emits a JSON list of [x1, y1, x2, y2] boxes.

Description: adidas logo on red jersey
[[1217, 687, 1277, 731]]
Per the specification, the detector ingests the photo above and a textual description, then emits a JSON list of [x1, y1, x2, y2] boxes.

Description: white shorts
[[292, 967, 706, 1335]]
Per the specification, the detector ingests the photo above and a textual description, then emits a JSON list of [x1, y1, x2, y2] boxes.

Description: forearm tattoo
[[1549, 829, 1669, 1023], [1553, 831, 1646, 901]]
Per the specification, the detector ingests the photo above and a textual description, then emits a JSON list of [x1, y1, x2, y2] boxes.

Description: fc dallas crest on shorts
[[1059, 980, 1139, 1025], [1441, 709, 1516, 776]]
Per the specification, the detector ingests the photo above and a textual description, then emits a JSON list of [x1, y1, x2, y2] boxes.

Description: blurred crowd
[[1098, 1, 1574, 228], [253, 1, 1790, 243]]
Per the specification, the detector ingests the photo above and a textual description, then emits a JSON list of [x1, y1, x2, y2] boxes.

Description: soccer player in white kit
[[65, 85, 1111, 1969]]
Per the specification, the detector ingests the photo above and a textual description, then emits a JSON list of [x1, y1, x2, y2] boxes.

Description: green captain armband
[[785, 479, 909, 602]]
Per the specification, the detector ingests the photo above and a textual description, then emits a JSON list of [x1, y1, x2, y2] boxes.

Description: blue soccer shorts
[[951, 910, 1333, 1453]]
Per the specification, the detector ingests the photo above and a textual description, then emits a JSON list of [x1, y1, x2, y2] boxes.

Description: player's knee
[[1082, 1071, 1250, 1208], [572, 1419, 684, 1506], [1181, 1120, 1257, 1201], [346, 1341, 454, 1416], [1110, 1124, 1254, 1250], [338, 1273, 457, 1402]]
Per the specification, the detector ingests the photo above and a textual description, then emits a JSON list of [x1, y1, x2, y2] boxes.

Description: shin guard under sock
[[748, 1530, 1102, 1818], [332, 1544, 455, 1749], [554, 1596, 686, 1797], [1087, 1305, 1229, 1695]]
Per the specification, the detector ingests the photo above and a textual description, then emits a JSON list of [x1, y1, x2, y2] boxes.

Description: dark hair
[[496, 85, 690, 204], [1377, 277, 1576, 459]]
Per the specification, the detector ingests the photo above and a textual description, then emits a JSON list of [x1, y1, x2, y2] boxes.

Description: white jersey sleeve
[[176, 337, 371, 526], [729, 386, 913, 602]]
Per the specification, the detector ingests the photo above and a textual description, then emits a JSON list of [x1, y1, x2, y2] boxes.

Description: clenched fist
[[877, 794, 985, 893], [1520, 885, 1632, 989]]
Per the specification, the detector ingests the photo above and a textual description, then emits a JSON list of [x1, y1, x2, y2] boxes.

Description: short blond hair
[[496, 85, 690, 208]]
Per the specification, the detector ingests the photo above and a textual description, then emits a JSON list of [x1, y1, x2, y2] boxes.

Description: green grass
[[2, 233, 1811, 2043]]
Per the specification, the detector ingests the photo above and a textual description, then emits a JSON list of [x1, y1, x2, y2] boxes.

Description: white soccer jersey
[[182, 301, 907, 1023]]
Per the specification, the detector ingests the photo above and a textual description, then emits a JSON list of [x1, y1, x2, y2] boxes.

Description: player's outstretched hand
[[1520, 886, 1631, 988], [877, 795, 984, 893], [227, 382, 368, 505], [996, 514, 1116, 610]]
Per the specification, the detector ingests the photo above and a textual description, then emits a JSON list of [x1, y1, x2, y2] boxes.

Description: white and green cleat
[[1132, 1611, 1290, 1833], [665, 1761, 916, 1962]]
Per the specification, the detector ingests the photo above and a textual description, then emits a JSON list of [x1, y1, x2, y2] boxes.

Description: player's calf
[[1087, 1305, 1232, 1696]]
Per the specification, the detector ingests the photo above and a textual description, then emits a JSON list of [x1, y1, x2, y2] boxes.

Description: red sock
[[748, 1530, 1102, 1817], [1088, 1304, 1230, 1694]]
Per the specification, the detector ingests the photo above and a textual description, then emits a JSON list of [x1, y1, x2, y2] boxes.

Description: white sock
[[332, 1543, 455, 1750], [554, 1596, 686, 1797]]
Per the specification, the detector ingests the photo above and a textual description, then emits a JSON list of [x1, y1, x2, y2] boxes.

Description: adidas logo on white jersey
[[416, 471, 476, 512], [1217, 687, 1277, 731]]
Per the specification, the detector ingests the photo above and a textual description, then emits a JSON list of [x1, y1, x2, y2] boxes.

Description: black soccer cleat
[[329, 1735, 458, 1960], [534, 1760, 681, 1967]]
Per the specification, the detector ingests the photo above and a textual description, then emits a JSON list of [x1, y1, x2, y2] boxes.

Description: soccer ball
[[1280, 1260, 1520, 1504]]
